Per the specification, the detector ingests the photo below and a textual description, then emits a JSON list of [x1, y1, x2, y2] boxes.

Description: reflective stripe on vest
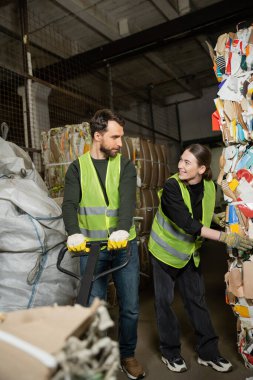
[[150, 229, 189, 261], [148, 173, 215, 268], [80, 228, 108, 239], [79, 206, 119, 217], [78, 152, 136, 241], [156, 211, 195, 243]]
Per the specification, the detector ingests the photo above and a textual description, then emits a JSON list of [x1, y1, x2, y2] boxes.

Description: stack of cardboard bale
[[41, 128, 170, 304], [0, 299, 119, 380], [41, 122, 91, 200], [121, 137, 169, 283], [209, 23, 253, 368]]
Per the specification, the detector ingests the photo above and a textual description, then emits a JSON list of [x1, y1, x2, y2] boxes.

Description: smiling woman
[[148, 143, 253, 374], [178, 144, 212, 185]]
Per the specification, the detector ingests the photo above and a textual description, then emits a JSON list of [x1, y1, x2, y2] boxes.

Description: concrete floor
[[110, 240, 253, 380]]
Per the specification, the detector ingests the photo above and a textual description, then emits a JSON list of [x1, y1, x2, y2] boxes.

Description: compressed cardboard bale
[[147, 141, 159, 188], [0, 301, 101, 380], [161, 144, 170, 179], [155, 144, 166, 187], [135, 188, 154, 235], [121, 136, 134, 160], [139, 139, 152, 188], [41, 123, 91, 196]]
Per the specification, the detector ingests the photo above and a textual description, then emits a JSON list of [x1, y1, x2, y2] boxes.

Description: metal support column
[[19, 0, 32, 149], [147, 83, 155, 142], [107, 63, 114, 111], [175, 103, 183, 150]]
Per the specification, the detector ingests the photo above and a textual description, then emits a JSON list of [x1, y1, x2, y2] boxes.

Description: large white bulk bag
[[0, 137, 79, 312]]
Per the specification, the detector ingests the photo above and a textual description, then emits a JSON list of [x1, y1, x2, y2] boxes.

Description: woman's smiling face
[[178, 149, 206, 185]]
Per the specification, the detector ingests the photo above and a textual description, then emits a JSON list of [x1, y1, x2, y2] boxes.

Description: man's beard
[[100, 145, 119, 158]]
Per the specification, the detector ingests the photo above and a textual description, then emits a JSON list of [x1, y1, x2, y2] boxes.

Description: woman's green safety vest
[[78, 152, 136, 241], [148, 173, 215, 268]]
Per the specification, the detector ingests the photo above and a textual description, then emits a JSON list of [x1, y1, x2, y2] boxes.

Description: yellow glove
[[67, 233, 89, 252], [212, 212, 226, 228], [108, 230, 130, 250], [219, 232, 253, 251]]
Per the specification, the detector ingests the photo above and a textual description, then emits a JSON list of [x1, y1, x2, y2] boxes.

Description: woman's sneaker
[[197, 356, 232, 372], [162, 355, 187, 372]]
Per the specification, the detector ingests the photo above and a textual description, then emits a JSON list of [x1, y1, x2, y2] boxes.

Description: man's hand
[[219, 231, 253, 251], [108, 230, 130, 250], [67, 233, 89, 252], [212, 212, 226, 228]]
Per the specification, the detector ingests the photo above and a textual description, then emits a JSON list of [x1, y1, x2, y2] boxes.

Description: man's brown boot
[[121, 357, 145, 379]]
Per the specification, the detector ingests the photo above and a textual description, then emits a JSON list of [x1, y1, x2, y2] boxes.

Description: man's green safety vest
[[148, 173, 215, 268], [78, 152, 136, 241]]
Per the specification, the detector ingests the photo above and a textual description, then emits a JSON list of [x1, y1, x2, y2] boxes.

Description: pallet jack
[[57, 241, 131, 306]]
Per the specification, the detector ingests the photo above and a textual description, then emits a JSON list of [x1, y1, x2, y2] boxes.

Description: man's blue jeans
[[80, 239, 140, 359]]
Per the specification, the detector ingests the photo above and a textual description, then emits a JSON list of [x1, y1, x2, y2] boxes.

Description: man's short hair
[[89, 109, 125, 138]]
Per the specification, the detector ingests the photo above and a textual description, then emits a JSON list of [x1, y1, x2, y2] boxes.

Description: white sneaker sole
[[162, 356, 187, 372], [120, 365, 145, 379], [197, 357, 232, 372]]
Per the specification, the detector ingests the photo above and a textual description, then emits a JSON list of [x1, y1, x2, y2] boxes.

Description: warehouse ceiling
[[1, 0, 253, 110]]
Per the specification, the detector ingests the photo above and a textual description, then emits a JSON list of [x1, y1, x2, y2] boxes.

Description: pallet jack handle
[[57, 240, 131, 306]]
